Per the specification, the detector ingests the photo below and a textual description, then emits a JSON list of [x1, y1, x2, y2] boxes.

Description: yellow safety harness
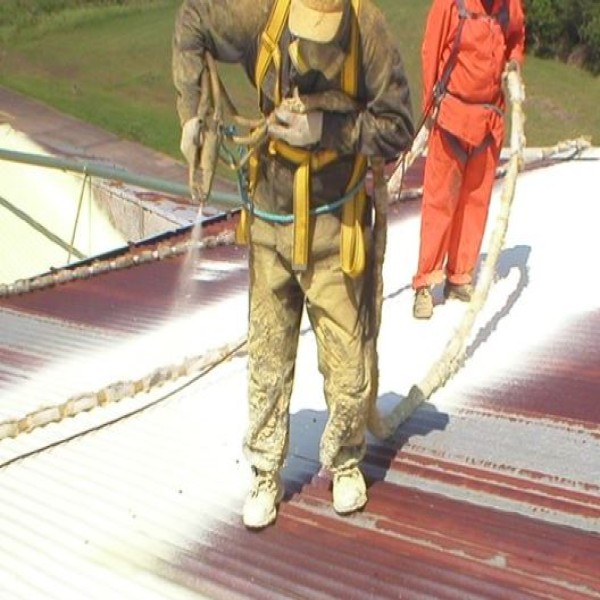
[[236, 0, 368, 277]]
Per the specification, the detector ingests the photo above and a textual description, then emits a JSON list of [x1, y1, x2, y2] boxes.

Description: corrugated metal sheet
[[1, 88, 599, 599]]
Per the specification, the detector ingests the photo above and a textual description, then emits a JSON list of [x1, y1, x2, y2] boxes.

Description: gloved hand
[[505, 59, 520, 74], [180, 116, 202, 168], [424, 109, 437, 131], [268, 107, 323, 147]]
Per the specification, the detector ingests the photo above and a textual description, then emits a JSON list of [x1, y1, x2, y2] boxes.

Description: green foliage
[[580, 5, 600, 71], [0, 0, 167, 42], [525, 0, 600, 73], [1, 1, 122, 28], [524, 0, 561, 56]]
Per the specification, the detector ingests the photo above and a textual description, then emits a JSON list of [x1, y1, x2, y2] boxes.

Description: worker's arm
[[420, 0, 453, 116], [319, 3, 415, 160], [505, 0, 526, 67], [172, 0, 271, 125]]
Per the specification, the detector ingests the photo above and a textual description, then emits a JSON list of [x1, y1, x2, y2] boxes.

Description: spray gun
[[188, 52, 224, 216]]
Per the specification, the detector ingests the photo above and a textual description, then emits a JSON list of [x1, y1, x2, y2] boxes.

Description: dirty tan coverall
[[173, 0, 414, 473]]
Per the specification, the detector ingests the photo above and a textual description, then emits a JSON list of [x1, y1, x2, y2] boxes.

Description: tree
[[525, 0, 600, 73]]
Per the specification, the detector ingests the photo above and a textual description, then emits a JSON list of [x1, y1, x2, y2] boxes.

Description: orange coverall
[[412, 0, 525, 290]]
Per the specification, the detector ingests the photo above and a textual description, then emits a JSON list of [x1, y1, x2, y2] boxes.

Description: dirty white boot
[[413, 287, 433, 319], [243, 469, 284, 529], [332, 466, 367, 515], [444, 281, 474, 302]]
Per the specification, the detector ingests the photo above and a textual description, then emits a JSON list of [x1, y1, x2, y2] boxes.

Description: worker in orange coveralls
[[412, 0, 525, 319]]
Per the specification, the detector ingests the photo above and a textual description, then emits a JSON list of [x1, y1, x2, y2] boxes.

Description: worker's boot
[[242, 469, 284, 529], [444, 281, 474, 302], [413, 287, 433, 319], [332, 466, 367, 515]]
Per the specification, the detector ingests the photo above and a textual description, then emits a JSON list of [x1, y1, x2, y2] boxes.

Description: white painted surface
[[0, 124, 126, 284]]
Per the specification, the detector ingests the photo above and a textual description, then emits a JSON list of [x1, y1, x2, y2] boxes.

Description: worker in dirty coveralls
[[173, 0, 414, 528], [412, 0, 525, 319]]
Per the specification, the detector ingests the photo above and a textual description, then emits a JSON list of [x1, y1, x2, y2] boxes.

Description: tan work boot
[[332, 466, 367, 515], [413, 287, 433, 319], [444, 281, 474, 302], [243, 469, 284, 529]]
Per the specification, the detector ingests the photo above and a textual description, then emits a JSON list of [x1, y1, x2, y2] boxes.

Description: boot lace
[[250, 470, 277, 497]]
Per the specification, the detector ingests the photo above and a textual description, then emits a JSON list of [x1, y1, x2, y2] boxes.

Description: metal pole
[[0, 194, 86, 259], [0, 148, 242, 208]]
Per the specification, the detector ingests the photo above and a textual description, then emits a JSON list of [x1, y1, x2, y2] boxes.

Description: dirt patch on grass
[[1, 51, 82, 81], [527, 94, 577, 124]]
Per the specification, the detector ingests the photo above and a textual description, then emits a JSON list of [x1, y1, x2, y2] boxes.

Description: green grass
[[0, 0, 598, 160], [0, 1, 182, 155]]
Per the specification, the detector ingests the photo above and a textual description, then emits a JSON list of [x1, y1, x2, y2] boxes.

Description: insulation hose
[[374, 67, 528, 438]]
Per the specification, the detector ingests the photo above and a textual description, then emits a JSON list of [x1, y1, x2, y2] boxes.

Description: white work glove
[[506, 58, 520, 73], [180, 116, 202, 168], [268, 107, 323, 147], [502, 58, 521, 84]]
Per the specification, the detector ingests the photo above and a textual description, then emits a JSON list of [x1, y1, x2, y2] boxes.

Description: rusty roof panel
[[462, 313, 600, 425], [0, 238, 247, 332]]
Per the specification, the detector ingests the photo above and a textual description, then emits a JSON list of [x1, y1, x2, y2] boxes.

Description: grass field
[[0, 0, 598, 160]]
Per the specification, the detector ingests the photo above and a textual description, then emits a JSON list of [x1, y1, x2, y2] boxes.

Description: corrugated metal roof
[[1, 87, 599, 599]]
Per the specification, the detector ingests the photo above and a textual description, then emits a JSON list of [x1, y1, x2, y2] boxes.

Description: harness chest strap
[[268, 139, 366, 273], [274, 141, 338, 269], [238, 0, 367, 278]]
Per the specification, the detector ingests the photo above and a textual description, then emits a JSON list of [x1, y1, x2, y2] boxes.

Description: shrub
[[525, 0, 600, 73]]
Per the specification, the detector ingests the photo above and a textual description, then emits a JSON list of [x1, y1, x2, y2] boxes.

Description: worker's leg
[[303, 246, 370, 514], [243, 241, 304, 471], [412, 126, 464, 290], [446, 140, 499, 285], [242, 240, 303, 528]]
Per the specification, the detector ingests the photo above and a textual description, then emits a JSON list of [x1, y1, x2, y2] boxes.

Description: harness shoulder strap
[[255, 0, 291, 105], [455, 0, 469, 18], [341, 0, 361, 96], [494, 1, 509, 33], [340, 0, 369, 278], [434, 0, 467, 101]]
